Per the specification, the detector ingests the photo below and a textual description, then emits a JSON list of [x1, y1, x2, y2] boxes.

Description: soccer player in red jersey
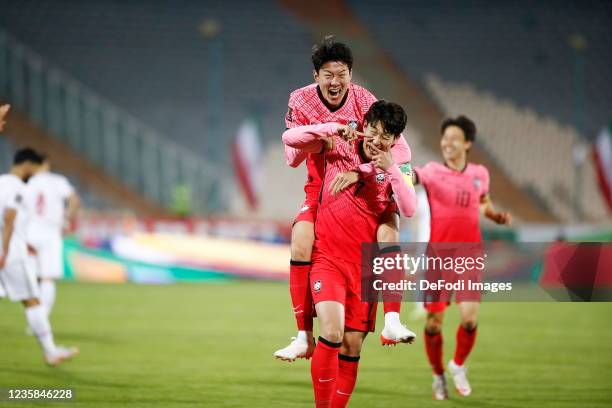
[[413, 116, 511, 399], [283, 100, 417, 408], [274, 37, 414, 362]]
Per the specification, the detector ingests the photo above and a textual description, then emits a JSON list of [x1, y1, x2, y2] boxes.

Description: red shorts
[[310, 249, 377, 332], [293, 198, 319, 225], [423, 244, 482, 313]]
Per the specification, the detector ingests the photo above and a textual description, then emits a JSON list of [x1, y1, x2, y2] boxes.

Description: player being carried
[[0, 148, 79, 366], [412, 116, 511, 399], [24, 153, 80, 319], [283, 100, 417, 407], [275, 36, 415, 362]]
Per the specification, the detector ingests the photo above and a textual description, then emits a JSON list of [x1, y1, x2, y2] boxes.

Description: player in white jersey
[[24, 154, 80, 318], [0, 148, 79, 366]]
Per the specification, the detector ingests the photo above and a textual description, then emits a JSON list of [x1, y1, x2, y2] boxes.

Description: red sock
[[424, 330, 444, 375], [383, 302, 401, 314], [290, 261, 313, 331], [311, 337, 341, 408], [453, 325, 477, 366], [331, 355, 360, 408], [380, 246, 403, 314]]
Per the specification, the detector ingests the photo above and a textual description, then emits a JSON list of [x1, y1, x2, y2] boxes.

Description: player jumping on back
[[274, 36, 415, 362]]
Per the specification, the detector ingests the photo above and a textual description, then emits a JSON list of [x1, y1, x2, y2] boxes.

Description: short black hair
[[364, 100, 407, 137], [440, 115, 476, 142], [13, 148, 42, 165], [311, 35, 353, 72]]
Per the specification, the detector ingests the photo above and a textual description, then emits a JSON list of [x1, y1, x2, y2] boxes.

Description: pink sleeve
[[480, 166, 490, 197], [284, 145, 309, 167], [387, 164, 417, 217], [282, 123, 337, 153], [414, 163, 430, 186], [355, 134, 412, 177]]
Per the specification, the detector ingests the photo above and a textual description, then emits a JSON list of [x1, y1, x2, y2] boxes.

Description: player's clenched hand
[[491, 211, 512, 225], [0, 104, 10, 132], [370, 143, 394, 171], [321, 136, 335, 151], [336, 124, 363, 142], [328, 171, 359, 195]]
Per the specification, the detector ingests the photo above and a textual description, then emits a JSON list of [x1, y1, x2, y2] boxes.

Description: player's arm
[[282, 123, 341, 152], [284, 143, 309, 168], [0, 104, 10, 132], [0, 207, 16, 269], [371, 145, 417, 217], [480, 194, 512, 225], [64, 192, 80, 235]]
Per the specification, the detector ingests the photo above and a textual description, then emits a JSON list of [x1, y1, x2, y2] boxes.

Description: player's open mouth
[[328, 88, 341, 98]]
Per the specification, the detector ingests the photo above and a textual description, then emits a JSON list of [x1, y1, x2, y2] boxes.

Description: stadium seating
[[0, 0, 313, 162], [348, 0, 611, 139]]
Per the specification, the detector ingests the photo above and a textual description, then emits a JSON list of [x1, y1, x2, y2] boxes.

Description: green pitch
[[1, 281, 611, 407]]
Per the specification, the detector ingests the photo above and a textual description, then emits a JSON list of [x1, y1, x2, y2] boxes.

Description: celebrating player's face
[[314, 61, 351, 107], [363, 121, 395, 159], [440, 125, 471, 162]]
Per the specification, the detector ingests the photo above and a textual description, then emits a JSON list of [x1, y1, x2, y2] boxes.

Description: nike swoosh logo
[[336, 390, 351, 395], [318, 378, 334, 383], [292, 305, 302, 311]]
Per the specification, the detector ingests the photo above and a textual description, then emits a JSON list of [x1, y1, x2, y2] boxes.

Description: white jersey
[[25, 171, 74, 236], [0, 173, 29, 264]]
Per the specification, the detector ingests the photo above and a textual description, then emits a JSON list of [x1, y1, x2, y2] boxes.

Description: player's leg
[[38, 236, 63, 318], [38, 278, 56, 317], [310, 253, 348, 408], [2, 259, 76, 366], [331, 330, 366, 408], [312, 300, 344, 408], [448, 301, 479, 396], [376, 211, 415, 345], [274, 215, 316, 361], [23, 297, 79, 366], [424, 306, 448, 400]]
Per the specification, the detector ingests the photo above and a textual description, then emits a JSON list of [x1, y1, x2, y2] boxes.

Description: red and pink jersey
[[285, 83, 378, 199], [415, 162, 490, 243], [315, 137, 404, 263]]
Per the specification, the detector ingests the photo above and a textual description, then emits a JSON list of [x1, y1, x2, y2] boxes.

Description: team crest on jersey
[[300, 205, 310, 213], [473, 178, 481, 189], [15, 194, 22, 203], [286, 107, 293, 122], [313, 280, 322, 293], [376, 173, 386, 183], [347, 120, 358, 129]]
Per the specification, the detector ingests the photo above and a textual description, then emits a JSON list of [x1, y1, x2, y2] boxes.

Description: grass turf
[[1, 281, 611, 407]]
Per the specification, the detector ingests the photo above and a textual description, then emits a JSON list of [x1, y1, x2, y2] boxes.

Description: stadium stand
[[348, 0, 611, 139]]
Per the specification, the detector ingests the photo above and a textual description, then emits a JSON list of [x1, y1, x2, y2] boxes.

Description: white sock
[[25, 304, 56, 354], [39, 280, 56, 317], [296, 330, 308, 342], [384, 311, 401, 326]]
